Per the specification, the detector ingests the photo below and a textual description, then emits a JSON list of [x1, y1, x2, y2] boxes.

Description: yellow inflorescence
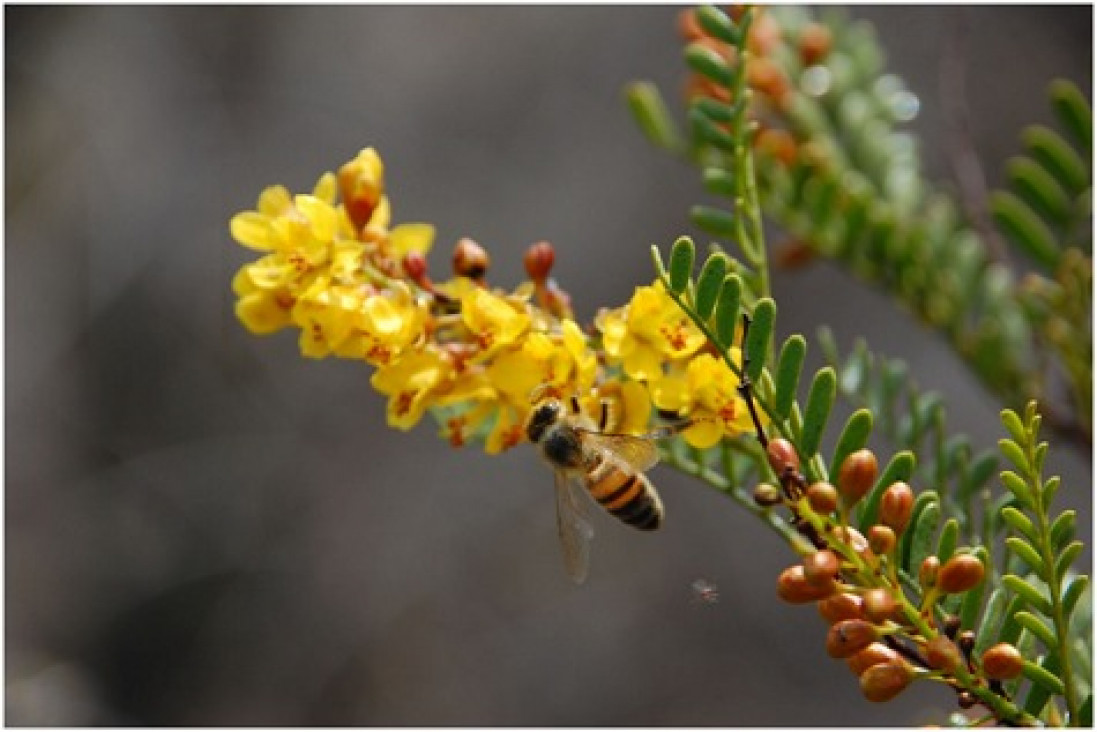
[[229, 148, 757, 452]]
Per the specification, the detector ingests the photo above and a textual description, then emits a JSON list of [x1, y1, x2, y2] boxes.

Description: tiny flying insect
[[691, 578, 720, 605], [525, 387, 695, 584]]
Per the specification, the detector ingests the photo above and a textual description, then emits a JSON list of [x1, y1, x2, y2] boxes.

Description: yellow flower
[[371, 346, 456, 430], [338, 147, 390, 235], [649, 350, 757, 448], [231, 264, 294, 334], [582, 378, 652, 435], [598, 281, 705, 381], [461, 285, 531, 355]]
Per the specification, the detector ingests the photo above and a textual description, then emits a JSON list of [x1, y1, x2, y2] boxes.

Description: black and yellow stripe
[[586, 455, 664, 531]]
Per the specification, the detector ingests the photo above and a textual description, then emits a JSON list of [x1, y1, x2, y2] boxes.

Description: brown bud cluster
[[453, 237, 490, 280], [826, 619, 878, 659], [805, 481, 838, 515], [752, 482, 782, 507], [777, 564, 835, 604], [859, 662, 913, 702], [878, 482, 914, 533], [925, 636, 964, 673], [936, 554, 985, 594], [817, 592, 864, 624], [766, 437, 799, 477], [847, 642, 902, 676], [981, 642, 1024, 680], [837, 449, 878, 509], [798, 22, 833, 67], [862, 588, 897, 624]]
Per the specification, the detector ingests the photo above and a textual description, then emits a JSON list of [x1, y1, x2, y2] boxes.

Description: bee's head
[[526, 399, 563, 444]]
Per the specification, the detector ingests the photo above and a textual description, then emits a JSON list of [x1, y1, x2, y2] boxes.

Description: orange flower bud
[[818, 592, 865, 624], [524, 241, 555, 283], [826, 619, 878, 659], [402, 251, 429, 282], [860, 662, 913, 702], [799, 22, 833, 66], [777, 565, 835, 604], [837, 449, 878, 508], [746, 11, 780, 56], [918, 556, 940, 589], [879, 482, 914, 534], [802, 550, 840, 587], [936, 554, 985, 594], [453, 238, 490, 280], [847, 642, 902, 676], [766, 438, 799, 476], [862, 588, 897, 624], [867, 525, 897, 556], [806, 481, 838, 514], [677, 7, 705, 42], [981, 642, 1024, 680], [925, 635, 964, 673]]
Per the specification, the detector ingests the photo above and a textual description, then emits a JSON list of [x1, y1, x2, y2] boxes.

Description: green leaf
[[694, 253, 728, 320], [1062, 574, 1089, 619], [714, 275, 742, 350], [1042, 475, 1061, 509], [936, 518, 959, 563], [1051, 79, 1092, 154], [1056, 540, 1084, 582], [858, 450, 916, 530], [1050, 510, 1076, 552], [1079, 694, 1093, 727], [991, 190, 1061, 270], [684, 42, 734, 88], [651, 244, 668, 280], [961, 450, 999, 501], [1022, 657, 1066, 696], [799, 367, 836, 459], [999, 594, 1027, 645], [690, 205, 738, 238], [1006, 537, 1047, 580], [695, 5, 741, 46], [1001, 469, 1036, 508], [625, 82, 682, 152], [1006, 156, 1072, 227], [1001, 506, 1040, 544], [998, 439, 1029, 473], [1001, 408, 1027, 444], [1024, 124, 1090, 198], [1016, 610, 1058, 650], [702, 167, 736, 197], [829, 409, 873, 480], [774, 335, 806, 421], [668, 236, 695, 294], [906, 495, 940, 575], [744, 298, 776, 382], [694, 97, 741, 126], [1002, 574, 1053, 615], [689, 107, 737, 152], [974, 588, 1008, 656]]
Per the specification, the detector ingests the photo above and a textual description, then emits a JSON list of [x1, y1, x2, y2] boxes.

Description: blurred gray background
[[6, 5, 1091, 726]]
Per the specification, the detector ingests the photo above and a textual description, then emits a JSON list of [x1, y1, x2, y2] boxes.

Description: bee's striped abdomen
[[586, 454, 664, 531]]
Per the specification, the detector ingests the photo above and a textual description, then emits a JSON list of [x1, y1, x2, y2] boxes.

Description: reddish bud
[[925, 635, 964, 673], [838, 449, 878, 508], [879, 482, 915, 534], [799, 22, 833, 66], [524, 241, 555, 283], [981, 642, 1024, 680], [918, 556, 940, 589], [677, 7, 705, 42], [867, 525, 897, 556], [862, 588, 897, 624], [766, 438, 799, 476], [802, 550, 840, 587], [746, 11, 780, 56], [936, 554, 985, 594], [847, 642, 902, 677], [402, 251, 429, 282], [453, 237, 490, 280], [777, 565, 835, 604], [826, 619, 878, 659], [859, 662, 913, 702], [817, 592, 865, 624], [806, 481, 838, 515]]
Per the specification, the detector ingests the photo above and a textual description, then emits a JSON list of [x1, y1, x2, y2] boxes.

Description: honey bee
[[526, 390, 691, 584]]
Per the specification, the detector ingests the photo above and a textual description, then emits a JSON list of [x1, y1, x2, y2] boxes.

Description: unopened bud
[[524, 241, 555, 283], [918, 556, 940, 589], [806, 481, 838, 514], [766, 438, 799, 476], [981, 642, 1024, 680], [826, 619, 878, 659], [847, 642, 902, 677], [837, 449, 878, 508], [802, 550, 840, 587], [936, 554, 985, 594], [453, 237, 490, 280], [867, 525, 897, 556], [879, 482, 915, 534], [818, 592, 865, 624], [925, 636, 964, 673], [941, 615, 961, 640], [862, 588, 897, 624], [798, 22, 833, 67], [402, 251, 429, 282], [860, 662, 913, 702], [753, 482, 782, 507], [777, 564, 835, 604]]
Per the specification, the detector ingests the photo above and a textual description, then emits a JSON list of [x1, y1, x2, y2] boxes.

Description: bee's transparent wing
[[578, 430, 661, 473], [555, 470, 595, 584]]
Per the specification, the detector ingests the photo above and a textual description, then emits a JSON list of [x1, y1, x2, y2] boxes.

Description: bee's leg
[[569, 395, 582, 415]]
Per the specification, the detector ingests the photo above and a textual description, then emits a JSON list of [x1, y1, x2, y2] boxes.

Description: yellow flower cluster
[[229, 148, 756, 452]]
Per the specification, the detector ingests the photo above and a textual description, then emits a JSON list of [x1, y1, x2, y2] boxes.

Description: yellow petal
[[295, 194, 338, 243], [390, 223, 435, 257], [235, 292, 290, 334], [682, 420, 724, 449], [257, 185, 292, 216], [230, 211, 275, 251], [622, 345, 663, 382], [312, 171, 337, 204]]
